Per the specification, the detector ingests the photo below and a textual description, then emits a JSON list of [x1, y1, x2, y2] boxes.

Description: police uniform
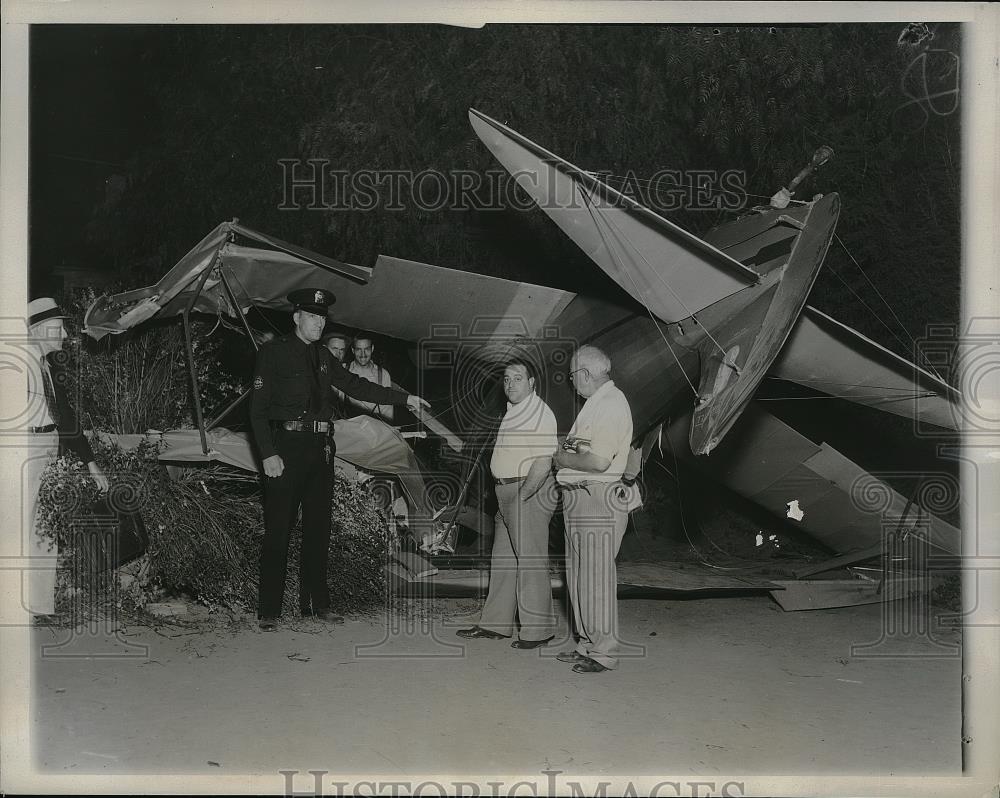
[[250, 289, 410, 621]]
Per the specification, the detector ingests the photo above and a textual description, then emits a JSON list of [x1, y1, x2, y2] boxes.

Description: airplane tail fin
[[689, 194, 841, 454]]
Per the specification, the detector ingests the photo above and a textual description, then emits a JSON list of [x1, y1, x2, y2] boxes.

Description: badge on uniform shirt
[[254, 376, 264, 390], [319, 362, 328, 374]]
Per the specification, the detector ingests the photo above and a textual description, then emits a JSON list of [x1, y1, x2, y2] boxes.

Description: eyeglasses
[[568, 367, 590, 382]]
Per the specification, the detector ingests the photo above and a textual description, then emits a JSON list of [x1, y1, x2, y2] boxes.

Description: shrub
[[38, 438, 393, 619], [59, 287, 243, 435]]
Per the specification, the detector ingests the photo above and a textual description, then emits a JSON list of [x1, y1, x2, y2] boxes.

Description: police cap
[[288, 288, 336, 317]]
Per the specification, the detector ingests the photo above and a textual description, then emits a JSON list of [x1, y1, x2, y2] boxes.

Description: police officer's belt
[[29, 424, 57, 433], [275, 420, 330, 433]]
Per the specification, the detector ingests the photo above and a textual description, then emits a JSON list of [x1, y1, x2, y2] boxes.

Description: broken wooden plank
[[792, 543, 884, 578], [391, 550, 438, 580], [617, 562, 781, 592], [769, 576, 927, 611]]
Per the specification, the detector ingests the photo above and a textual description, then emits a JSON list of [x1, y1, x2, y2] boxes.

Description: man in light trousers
[[554, 345, 633, 673], [457, 359, 558, 648]]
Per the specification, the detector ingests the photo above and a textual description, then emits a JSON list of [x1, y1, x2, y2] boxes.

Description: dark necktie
[[307, 345, 322, 414], [41, 359, 59, 427]]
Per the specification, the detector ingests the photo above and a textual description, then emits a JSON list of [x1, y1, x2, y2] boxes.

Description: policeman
[[249, 288, 430, 630]]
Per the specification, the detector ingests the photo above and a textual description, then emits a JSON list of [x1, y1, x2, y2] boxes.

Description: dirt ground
[[25, 591, 963, 787]]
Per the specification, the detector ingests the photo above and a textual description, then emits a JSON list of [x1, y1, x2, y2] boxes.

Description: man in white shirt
[[346, 335, 394, 423], [554, 345, 633, 673], [23, 298, 109, 621], [457, 359, 558, 647]]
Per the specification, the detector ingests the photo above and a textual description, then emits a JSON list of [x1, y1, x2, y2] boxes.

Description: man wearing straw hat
[[24, 297, 109, 622]]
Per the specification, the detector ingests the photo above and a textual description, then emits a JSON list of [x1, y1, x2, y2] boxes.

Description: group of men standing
[[458, 345, 636, 675], [253, 288, 637, 672], [24, 288, 637, 675]]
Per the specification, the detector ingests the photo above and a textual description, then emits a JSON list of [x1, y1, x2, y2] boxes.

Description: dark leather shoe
[[456, 626, 509, 640], [572, 657, 610, 673], [511, 635, 554, 649], [314, 609, 345, 624], [258, 617, 279, 632], [556, 650, 588, 663]]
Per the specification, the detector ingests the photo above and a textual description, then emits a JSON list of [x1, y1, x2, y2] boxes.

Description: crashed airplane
[[83, 108, 961, 607]]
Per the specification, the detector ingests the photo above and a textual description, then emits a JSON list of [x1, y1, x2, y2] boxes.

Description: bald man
[[553, 345, 633, 673]]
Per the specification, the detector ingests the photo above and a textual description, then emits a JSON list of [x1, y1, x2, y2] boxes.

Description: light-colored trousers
[[479, 477, 556, 641], [562, 482, 628, 669], [22, 432, 60, 615]]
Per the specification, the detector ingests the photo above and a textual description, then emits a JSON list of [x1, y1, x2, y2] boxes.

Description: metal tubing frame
[[442, 414, 501, 534], [206, 387, 251, 432], [204, 268, 259, 431], [181, 244, 226, 455]]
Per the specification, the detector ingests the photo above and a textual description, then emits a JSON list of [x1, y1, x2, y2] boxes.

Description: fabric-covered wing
[[84, 222, 369, 340], [770, 305, 959, 429], [97, 421, 426, 478], [84, 225, 573, 349], [84, 223, 231, 338], [357, 255, 574, 344], [228, 250, 574, 344], [469, 109, 758, 323], [666, 405, 960, 555]]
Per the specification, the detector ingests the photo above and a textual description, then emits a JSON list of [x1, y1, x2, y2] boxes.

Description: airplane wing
[[469, 108, 759, 323], [770, 305, 959, 430], [84, 220, 370, 340], [664, 404, 960, 556], [85, 236, 574, 349]]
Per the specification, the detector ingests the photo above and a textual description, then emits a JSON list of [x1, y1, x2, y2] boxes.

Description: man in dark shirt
[[249, 289, 429, 630], [322, 331, 350, 418]]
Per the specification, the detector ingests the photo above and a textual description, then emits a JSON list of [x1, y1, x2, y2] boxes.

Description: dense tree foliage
[[38, 23, 961, 362]]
